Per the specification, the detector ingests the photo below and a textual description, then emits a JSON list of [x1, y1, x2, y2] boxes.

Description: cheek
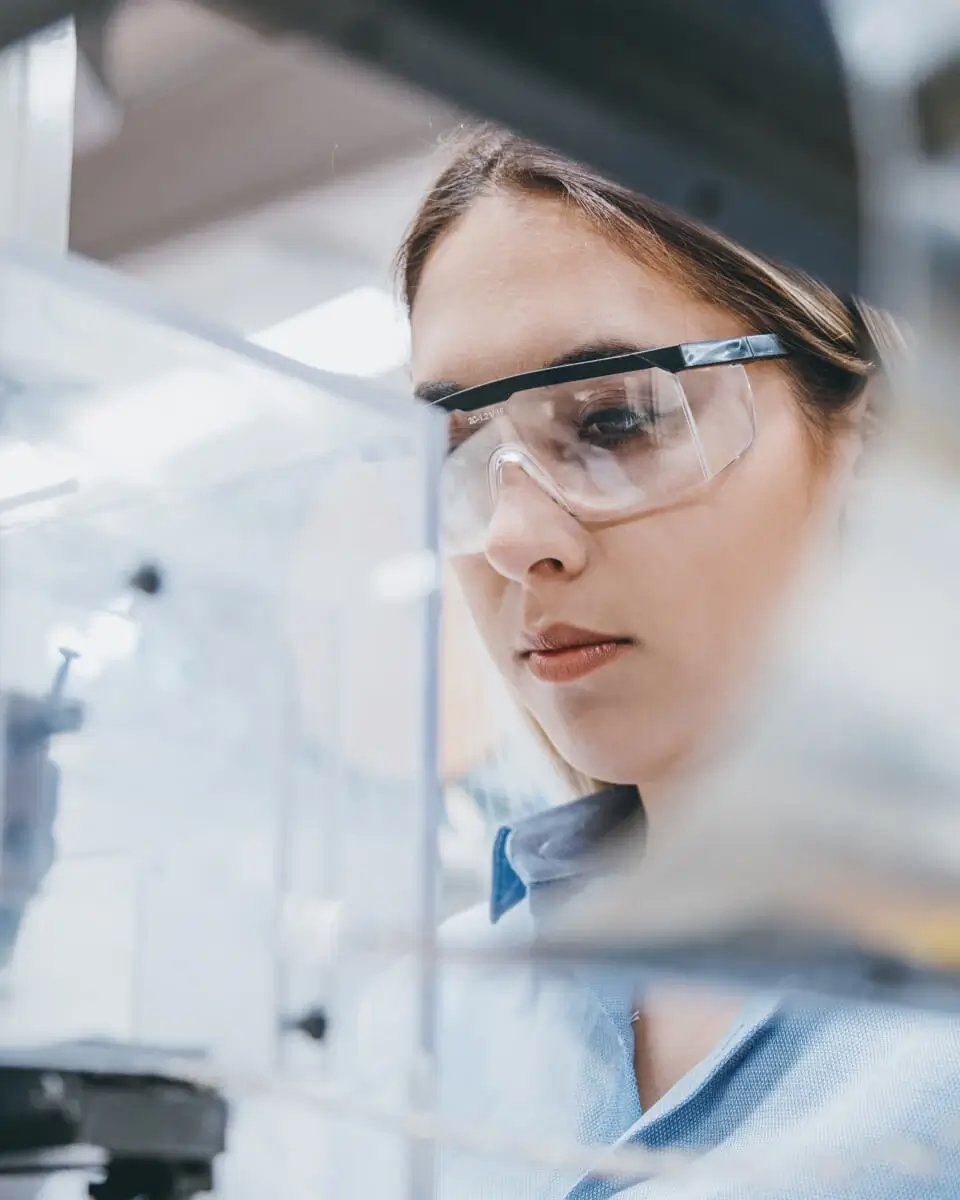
[[634, 406, 827, 673], [449, 556, 510, 663]]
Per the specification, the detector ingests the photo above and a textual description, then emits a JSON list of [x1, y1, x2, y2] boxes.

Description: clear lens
[[441, 415, 506, 556], [440, 364, 755, 556]]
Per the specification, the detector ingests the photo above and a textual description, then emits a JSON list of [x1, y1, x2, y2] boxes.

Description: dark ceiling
[[4, 0, 859, 289]]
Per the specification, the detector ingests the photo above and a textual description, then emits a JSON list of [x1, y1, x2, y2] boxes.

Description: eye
[[577, 403, 660, 448]]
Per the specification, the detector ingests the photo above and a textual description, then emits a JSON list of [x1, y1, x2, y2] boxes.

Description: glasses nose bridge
[[487, 443, 573, 519]]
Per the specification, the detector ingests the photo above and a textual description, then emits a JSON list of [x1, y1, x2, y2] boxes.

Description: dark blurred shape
[[0, 1044, 226, 1198], [919, 55, 960, 158], [128, 563, 164, 597], [284, 1005, 328, 1042], [0, 0, 77, 49], [1, 0, 859, 290], [0, 685, 84, 967], [74, 0, 113, 85], [223, 0, 860, 289], [4, 690, 83, 752]]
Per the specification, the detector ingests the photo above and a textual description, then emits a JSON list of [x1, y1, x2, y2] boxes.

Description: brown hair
[[397, 127, 901, 448], [397, 127, 900, 798]]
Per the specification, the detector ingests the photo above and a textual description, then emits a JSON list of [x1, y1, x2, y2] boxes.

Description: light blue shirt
[[352, 799, 960, 1198]]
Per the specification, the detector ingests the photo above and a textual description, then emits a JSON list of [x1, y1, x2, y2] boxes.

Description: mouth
[[518, 624, 634, 684]]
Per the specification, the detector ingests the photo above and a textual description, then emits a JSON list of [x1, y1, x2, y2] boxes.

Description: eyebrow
[[413, 339, 643, 404]]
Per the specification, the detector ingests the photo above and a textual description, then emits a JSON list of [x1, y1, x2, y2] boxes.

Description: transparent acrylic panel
[[0, 243, 445, 1197], [279, 437, 446, 1200]]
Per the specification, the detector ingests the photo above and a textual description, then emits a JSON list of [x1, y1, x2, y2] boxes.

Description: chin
[[542, 714, 685, 791], [532, 696, 705, 796]]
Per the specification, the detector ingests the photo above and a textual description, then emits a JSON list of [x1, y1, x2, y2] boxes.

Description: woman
[[353, 130, 960, 1199]]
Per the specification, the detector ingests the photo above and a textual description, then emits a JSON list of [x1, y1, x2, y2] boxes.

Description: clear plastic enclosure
[[0, 242, 444, 1195]]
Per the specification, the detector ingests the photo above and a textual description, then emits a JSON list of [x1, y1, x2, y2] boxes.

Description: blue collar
[[489, 784, 645, 924]]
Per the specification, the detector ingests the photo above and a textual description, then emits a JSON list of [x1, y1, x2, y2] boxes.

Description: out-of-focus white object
[[254, 286, 410, 378], [0, 441, 79, 511], [65, 369, 258, 479], [47, 590, 143, 682], [0, 21, 75, 252]]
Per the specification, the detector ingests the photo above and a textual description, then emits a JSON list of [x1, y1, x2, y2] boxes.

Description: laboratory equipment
[[0, 1044, 227, 1200], [0, 239, 444, 1197], [2, 1, 960, 1194]]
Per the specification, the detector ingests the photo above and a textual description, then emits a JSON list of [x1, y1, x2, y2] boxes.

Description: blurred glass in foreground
[[0, 239, 444, 1198]]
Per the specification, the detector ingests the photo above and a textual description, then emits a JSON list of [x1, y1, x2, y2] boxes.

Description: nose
[[483, 460, 589, 582]]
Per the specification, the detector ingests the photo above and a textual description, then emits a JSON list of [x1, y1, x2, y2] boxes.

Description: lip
[[518, 623, 633, 684]]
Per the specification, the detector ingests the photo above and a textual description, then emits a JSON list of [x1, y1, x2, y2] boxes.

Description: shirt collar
[[489, 784, 645, 924]]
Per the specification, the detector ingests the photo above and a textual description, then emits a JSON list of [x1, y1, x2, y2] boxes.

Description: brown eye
[[577, 405, 656, 448]]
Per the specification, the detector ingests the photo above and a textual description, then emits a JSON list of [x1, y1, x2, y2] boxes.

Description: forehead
[[409, 191, 746, 392]]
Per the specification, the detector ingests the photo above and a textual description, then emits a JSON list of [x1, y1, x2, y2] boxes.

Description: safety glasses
[[428, 334, 791, 557]]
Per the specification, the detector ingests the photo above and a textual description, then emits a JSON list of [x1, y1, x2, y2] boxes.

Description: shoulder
[[439, 901, 499, 945], [779, 993, 960, 1067], [439, 898, 533, 950], [757, 993, 960, 1104], [742, 998, 960, 1187]]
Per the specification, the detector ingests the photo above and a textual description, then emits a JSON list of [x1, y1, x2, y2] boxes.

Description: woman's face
[[411, 191, 857, 788]]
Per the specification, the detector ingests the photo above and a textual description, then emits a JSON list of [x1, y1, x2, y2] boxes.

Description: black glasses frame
[[430, 333, 791, 415]]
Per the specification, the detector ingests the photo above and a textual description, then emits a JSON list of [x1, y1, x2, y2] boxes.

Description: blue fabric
[[430, 800, 960, 1198], [354, 791, 960, 1198], [490, 785, 644, 924], [490, 825, 526, 924], [0, 694, 62, 966]]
